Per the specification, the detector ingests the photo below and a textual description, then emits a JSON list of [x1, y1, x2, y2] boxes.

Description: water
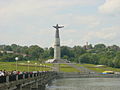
[[46, 78, 120, 90]]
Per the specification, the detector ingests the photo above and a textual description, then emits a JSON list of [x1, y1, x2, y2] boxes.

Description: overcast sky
[[0, 0, 120, 47]]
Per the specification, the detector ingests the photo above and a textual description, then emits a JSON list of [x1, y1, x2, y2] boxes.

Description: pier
[[0, 71, 58, 90]]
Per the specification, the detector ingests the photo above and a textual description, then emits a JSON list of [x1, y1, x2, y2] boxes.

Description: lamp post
[[15, 57, 19, 71], [58, 63, 60, 72], [27, 61, 30, 72], [40, 64, 42, 72], [35, 63, 37, 71]]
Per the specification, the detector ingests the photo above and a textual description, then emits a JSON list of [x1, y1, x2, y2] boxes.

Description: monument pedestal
[[45, 59, 69, 63], [53, 59, 68, 63]]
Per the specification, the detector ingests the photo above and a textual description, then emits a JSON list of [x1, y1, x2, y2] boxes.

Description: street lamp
[[27, 61, 30, 72], [15, 57, 19, 71], [58, 63, 60, 72], [40, 64, 42, 72], [35, 63, 37, 71]]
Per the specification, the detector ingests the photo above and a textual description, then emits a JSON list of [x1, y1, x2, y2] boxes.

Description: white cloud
[[74, 15, 101, 28], [0, 0, 98, 15], [54, 14, 102, 29], [99, 0, 120, 14], [0, 0, 102, 25], [82, 26, 119, 42], [0, 0, 120, 47], [61, 39, 79, 47]]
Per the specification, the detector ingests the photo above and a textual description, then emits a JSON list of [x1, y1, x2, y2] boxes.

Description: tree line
[[0, 44, 120, 68]]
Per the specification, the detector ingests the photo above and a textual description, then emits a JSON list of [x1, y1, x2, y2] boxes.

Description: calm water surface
[[46, 78, 120, 90]]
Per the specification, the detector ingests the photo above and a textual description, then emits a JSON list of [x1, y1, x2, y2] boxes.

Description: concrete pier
[[0, 71, 58, 90]]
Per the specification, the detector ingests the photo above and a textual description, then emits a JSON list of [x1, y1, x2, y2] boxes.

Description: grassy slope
[[76, 64, 120, 73], [3, 61, 120, 73], [0, 61, 51, 72], [0, 61, 80, 72]]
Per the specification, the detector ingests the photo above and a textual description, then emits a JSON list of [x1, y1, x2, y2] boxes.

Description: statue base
[[45, 59, 69, 63]]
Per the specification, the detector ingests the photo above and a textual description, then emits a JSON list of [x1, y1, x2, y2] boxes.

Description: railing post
[[16, 75, 18, 80], [32, 73, 34, 78], [6, 76, 9, 83], [23, 74, 25, 79], [28, 73, 30, 78], [35, 73, 37, 77]]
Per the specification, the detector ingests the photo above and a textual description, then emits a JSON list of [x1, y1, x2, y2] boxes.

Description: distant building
[[6, 51, 14, 54], [83, 42, 93, 50], [0, 50, 28, 57]]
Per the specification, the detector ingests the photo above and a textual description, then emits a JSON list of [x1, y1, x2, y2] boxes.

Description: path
[[67, 63, 96, 74]]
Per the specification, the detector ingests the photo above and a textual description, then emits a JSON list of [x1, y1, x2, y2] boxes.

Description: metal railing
[[0, 71, 57, 83]]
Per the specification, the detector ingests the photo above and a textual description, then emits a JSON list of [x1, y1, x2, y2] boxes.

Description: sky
[[0, 0, 120, 47]]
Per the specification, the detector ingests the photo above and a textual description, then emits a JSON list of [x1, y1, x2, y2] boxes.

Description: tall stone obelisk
[[53, 24, 64, 61]]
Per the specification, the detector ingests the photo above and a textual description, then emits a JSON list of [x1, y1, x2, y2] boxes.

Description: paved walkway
[[67, 63, 96, 74]]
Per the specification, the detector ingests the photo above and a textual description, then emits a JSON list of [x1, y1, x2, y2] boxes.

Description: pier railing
[[0, 71, 57, 83]]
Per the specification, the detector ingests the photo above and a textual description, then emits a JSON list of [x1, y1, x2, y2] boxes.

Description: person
[[3, 70, 7, 76], [13, 70, 17, 75], [0, 70, 4, 76]]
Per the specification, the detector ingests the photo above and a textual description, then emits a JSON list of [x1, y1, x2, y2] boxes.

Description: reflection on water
[[46, 78, 120, 90]]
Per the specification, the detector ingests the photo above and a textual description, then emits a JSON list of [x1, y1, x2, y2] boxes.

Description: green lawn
[[79, 64, 120, 73], [60, 64, 80, 72], [0, 62, 81, 72], [0, 62, 51, 72], [4, 61, 119, 73]]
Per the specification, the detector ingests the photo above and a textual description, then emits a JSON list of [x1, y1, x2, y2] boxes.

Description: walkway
[[67, 63, 96, 74]]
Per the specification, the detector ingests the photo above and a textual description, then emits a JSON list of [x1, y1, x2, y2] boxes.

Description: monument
[[45, 24, 68, 63], [53, 24, 63, 60]]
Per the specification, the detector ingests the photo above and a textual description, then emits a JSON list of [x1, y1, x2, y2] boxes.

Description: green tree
[[28, 45, 44, 60], [79, 53, 91, 63], [4, 45, 12, 51], [49, 47, 54, 58]]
